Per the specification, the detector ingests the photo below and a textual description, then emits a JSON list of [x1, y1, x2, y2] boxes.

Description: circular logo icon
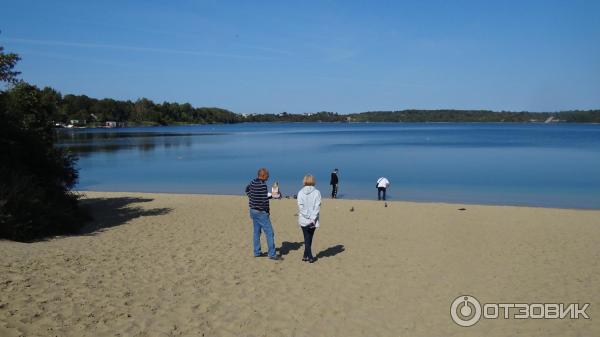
[[451, 295, 482, 327]]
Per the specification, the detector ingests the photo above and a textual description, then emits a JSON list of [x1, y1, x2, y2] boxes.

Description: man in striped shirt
[[246, 168, 280, 260]]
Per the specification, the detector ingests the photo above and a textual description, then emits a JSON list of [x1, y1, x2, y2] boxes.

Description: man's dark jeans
[[378, 187, 387, 200], [301, 225, 316, 259]]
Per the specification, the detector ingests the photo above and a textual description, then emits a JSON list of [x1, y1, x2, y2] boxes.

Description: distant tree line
[[36, 88, 598, 125], [554, 110, 600, 123], [244, 111, 345, 123], [40, 88, 240, 126], [347, 109, 600, 123], [6, 85, 594, 126]]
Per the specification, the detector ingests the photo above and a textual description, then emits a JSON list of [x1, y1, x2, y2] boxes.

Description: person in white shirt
[[297, 174, 321, 263], [271, 181, 282, 199], [376, 177, 390, 200]]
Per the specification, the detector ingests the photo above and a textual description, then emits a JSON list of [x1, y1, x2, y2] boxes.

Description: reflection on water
[[57, 123, 600, 209], [57, 130, 225, 155]]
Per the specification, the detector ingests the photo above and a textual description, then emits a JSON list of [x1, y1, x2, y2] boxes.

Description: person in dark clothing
[[246, 168, 280, 260], [330, 168, 339, 198]]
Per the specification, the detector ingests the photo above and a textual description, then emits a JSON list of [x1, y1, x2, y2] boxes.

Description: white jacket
[[377, 177, 390, 188], [297, 186, 321, 228]]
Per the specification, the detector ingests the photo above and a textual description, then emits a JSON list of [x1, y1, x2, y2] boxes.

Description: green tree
[[0, 45, 20, 84], [0, 46, 87, 241]]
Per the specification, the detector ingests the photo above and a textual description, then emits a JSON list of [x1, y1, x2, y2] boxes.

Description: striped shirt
[[246, 178, 270, 213]]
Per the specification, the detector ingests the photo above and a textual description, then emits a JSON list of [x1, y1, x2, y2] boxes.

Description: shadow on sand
[[277, 242, 346, 259], [316, 244, 345, 259], [278, 241, 303, 256], [78, 197, 172, 235]]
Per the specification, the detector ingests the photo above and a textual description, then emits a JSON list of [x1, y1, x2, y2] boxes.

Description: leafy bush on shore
[[1, 47, 88, 242]]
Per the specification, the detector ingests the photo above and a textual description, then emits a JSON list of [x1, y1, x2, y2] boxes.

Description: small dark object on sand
[[350, 206, 354, 212], [293, 194, 297, 199], [285, 196, 290, 199], [458, 208, 467, 211], [384, 202, 388, 208]]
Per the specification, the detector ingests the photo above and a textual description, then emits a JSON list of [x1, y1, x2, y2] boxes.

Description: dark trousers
[[378, 187, 387, 200], [301, 226, 316, 259], [331, 184, 338, 198]]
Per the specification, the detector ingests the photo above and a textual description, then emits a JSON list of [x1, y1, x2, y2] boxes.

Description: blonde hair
[[303, 174, 316, 186]]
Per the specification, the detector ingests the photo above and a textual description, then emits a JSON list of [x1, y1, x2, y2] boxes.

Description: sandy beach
[[1, 191, 599, 337]]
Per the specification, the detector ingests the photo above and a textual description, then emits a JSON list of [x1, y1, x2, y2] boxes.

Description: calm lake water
[[57, 123, 600, 209]]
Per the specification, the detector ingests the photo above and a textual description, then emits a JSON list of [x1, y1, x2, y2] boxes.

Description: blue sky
[[1, 0, 599, 113]]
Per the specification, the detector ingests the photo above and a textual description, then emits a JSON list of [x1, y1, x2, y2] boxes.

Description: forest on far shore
[[13, 85, 600, 126]]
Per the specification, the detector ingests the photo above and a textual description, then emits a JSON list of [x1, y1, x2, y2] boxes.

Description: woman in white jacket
[[297, 174, 321, 263]]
